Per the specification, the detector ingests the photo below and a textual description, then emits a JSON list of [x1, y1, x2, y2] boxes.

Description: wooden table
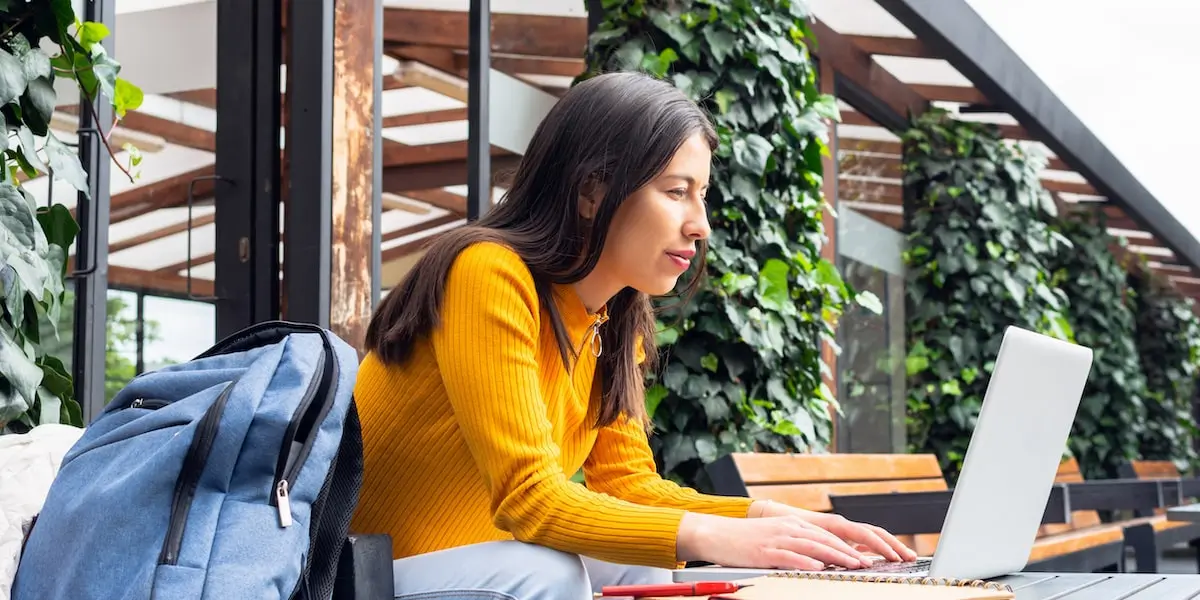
[[675, 569, 1200, 599], [1167, 503, 1200, 523], [997, 573, 1200, 599]]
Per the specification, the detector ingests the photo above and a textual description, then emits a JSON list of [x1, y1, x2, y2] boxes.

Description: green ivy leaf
[[589, 26, 628, 46], [731, 133, 772, 176], [757, 258, 790, 312], [651, 11, 695, 47], [702, 28, 737, 65], [37, 203, 79, 256], [0, 324, 41, 422], [811, 95, 840, 122], [20, 77, 56, 137], [613, 40, 646, 71], [777, 40, 804, 64], [713, 88, 737, 115], [758, 54, 783, 79], [645, 384, 668, 419], [855, 290, 882, 315], [0, 48, 29, 106], [906, 354, 929, 376], [89, 47, 121, 101], [701, 353, 719, 372], [20, 46, 51, 82], [43, 133, 90, 197], [1002, 271, 1025, 307], [655, 326, 679, 346], [0, 182, 38, 249], [114, 78, 144, 117]]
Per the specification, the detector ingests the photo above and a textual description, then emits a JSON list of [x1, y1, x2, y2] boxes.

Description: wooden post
[[330, 0, 378, 355], [819, 59, 841, 451]]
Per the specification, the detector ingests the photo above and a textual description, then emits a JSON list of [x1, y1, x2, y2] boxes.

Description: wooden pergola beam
[[73, 164, 216, 223], [839, 137, 1072, 172], [383, 8, 587, 59], [59, 106, 215, 152], [382, 154, 522, 192], [845, 35, 932, 58], [107, 264, 213, 298], [402, 189, 468, 214], [165, 88, 217, 109], [109, 212, 216, 254], [383, 107, 467, 128], [911, 84, 987, 105], [383, 213, 463, 243], [383, 139, 513, 168], [156, 252, 215, 276], [810, 19, 929, 120], [382, 228, 455, 262]]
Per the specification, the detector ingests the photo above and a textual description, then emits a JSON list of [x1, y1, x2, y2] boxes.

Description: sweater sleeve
[[429, 243, 689, 568], [583, 415, 755, 518]]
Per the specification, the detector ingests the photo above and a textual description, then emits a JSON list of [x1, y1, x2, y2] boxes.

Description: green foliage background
[[582, 0, 874, 488], [1048, 215, 1147, 479], [902, 109, 1073, 483], [904, 109, 1200, 479], [1128, 269, 1200, 472], [0, 1, 143, 432]]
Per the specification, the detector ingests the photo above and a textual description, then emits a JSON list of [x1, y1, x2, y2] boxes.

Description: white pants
[[392, 540, 673, 599]]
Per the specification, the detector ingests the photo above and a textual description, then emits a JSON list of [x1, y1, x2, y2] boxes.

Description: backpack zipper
[[130, 398, 171, 410], [158, 379, 238, 565], [269, 339, 339, 529]]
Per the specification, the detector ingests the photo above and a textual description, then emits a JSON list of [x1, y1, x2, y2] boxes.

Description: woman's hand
[[676, 512, 878, 571], [752, 500, 918, 563]]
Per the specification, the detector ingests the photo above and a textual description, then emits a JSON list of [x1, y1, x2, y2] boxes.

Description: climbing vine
[[1129, 267, 1200, 472], [0, 1, 143, 432], [1049, 214, 1147, 479], [582, 0, 872, 488], [902, 109, 1073, 483]]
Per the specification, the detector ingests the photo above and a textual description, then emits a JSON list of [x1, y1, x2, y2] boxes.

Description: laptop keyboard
[[826, 557, 933, 574]]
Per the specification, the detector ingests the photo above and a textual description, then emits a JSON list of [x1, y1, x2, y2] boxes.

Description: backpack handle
[[198, 320, 332, 359]]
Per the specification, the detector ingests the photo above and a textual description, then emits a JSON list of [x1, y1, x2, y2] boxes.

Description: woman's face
[[592, 132, 713, 297]]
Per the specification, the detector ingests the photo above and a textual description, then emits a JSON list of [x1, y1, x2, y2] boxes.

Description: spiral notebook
[[648, 573, 1014, 599]]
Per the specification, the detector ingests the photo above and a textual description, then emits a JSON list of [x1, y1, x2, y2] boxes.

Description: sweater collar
[[551, 283, 609, 339]]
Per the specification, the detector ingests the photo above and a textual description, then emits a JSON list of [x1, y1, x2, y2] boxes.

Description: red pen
[[597, 581, 750, 598]]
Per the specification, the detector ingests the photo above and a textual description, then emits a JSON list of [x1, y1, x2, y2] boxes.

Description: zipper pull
[[589, 314, 608, 358], [131, 398, 143, 408], [276, 480, 293, 528]]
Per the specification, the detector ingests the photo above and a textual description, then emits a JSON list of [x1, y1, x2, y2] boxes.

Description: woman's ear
[[578, 176, 607, 221]]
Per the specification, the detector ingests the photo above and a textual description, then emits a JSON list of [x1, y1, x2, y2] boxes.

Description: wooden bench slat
[[1131, 460, 1180, 479], [746, 478, 948, 513], [730, 453, 943, 485], [1028, 523, 1125, 562], [1039, 458, 1102, 535]]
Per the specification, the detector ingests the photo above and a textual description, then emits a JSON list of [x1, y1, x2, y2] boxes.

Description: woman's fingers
[[869, 524, 919, 561], [819, 516, 902, 562], [777, 527, 863, 569], [792, 520, 872, 566]]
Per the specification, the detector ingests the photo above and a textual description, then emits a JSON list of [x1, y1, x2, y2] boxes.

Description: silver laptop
[[676, 326, 1093, 583]]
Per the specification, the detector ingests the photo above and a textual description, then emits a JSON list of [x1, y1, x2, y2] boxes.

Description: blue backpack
[[13, 321, 364, 600]]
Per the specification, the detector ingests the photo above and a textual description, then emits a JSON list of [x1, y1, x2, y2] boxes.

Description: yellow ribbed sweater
[[351, 242, 753, 568]]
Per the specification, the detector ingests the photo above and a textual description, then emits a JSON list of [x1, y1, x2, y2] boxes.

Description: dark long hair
[[365, 71, 717, 429]]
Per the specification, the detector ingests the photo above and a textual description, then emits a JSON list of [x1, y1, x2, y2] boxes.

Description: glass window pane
[[143, 296, 216, 369]]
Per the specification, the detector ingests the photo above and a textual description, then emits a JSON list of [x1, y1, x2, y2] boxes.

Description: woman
[[352, 71, 916, 599]]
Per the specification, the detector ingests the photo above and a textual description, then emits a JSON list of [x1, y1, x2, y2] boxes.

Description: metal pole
[[73, 0, 114, 422], [466, 0, 490, 221], [283, 0, 334, 327], [372, 0, 383, 306], [214, 0, 282, 337], [135, 292, 144, 375]]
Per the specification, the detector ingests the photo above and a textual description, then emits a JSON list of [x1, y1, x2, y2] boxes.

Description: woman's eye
[[668, 188, 687, 198]]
